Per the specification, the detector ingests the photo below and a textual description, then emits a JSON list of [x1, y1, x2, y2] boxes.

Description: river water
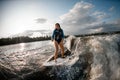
[[0, 40, 54, 70], [0, 40, 51, 54], [0, 34, 120, 80]]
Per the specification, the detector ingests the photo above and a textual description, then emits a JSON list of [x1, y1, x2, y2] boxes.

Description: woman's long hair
[[55, 23, 61, 29]]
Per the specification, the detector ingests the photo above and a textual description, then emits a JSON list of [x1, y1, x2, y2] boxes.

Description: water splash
[[0, 34, 120, 80]]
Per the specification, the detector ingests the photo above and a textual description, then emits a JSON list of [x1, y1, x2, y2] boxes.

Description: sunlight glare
[[20, 43, 25, 51]]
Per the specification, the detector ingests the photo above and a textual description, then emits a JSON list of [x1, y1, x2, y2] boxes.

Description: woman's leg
[[59, 40, 64, 57], [54, 40, 59, 62]]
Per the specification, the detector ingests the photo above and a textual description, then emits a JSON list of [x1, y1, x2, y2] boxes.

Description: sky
[[0, 0, 120, 38]]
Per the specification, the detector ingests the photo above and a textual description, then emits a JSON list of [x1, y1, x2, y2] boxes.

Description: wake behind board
[[43, 47, 71, 66]]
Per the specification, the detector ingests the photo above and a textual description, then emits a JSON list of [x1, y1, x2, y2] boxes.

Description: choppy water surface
[[0, 40, 54, 70], [0, 34, 120, 80], [0, 40, 52, 54]]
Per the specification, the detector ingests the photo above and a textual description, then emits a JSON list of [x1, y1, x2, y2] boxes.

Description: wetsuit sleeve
[[61, 29, 65, 39], [51, 30, 55, 40]]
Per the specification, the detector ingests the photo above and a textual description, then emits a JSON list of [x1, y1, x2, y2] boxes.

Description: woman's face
[[55, 24, 60, 29]]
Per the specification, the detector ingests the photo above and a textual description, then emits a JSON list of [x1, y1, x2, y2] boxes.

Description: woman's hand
[[51, 37, 54, 42], [62, 38, 66, 44]]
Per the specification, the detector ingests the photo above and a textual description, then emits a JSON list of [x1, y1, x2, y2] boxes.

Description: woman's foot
[[55, 59, 57, 63], [62, 55, 65, 58]]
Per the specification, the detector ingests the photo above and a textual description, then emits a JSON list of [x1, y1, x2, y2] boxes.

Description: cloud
[[35, 18, 47, 24], [60, 1, 95, 25], [92, 11, 110, 20], [86, 19, 120, 33], [60, 1, 96, 34], [59, 1, 117, 35], [109, 6, 115, 11]]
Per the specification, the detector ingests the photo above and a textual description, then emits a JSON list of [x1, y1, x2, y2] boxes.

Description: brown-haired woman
[[51, 23, 65, 62]]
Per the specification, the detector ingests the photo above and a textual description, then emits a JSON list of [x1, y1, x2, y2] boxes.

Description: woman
[[52, 23, 65, 62]]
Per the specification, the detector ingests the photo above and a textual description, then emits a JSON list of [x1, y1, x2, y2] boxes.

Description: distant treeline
[[0, 36, 51, 46], [0, 31, 120, 46]]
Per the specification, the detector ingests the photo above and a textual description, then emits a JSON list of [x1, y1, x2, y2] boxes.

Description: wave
[[0, 33, 120, 80]]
